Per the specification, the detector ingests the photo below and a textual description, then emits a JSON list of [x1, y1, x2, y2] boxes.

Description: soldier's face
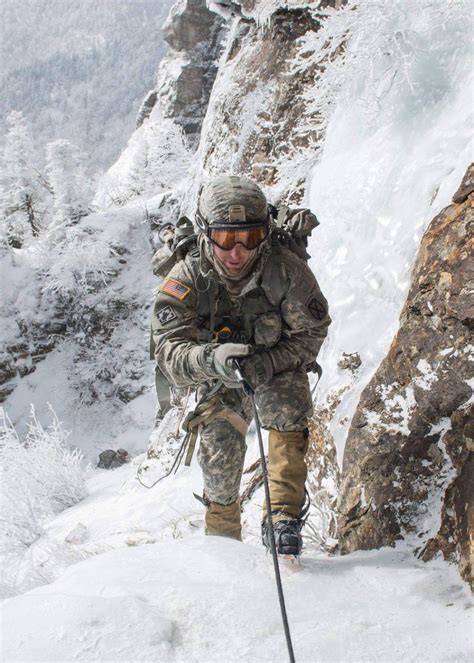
[[212, 243, 257, 275]]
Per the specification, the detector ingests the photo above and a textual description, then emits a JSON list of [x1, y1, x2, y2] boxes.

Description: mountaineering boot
[[262, 512, 305, 556], [261, 429, 309, 555], [263, 429, 309, 519], [205, 499, 242, 541]]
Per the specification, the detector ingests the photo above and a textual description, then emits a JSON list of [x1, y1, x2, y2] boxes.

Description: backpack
[[151, 205, 319, 278], [151, 215, 197, 278]]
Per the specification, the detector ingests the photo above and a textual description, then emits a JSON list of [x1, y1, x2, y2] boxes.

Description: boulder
[[338, 165, 473, 588], [98, 448, 130, 470]]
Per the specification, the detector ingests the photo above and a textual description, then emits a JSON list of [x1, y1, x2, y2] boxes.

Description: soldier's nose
[[230, 244, 246, 258]]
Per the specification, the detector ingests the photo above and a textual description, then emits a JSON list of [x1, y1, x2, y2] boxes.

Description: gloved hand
[[239, 352, 274, 390], [209, 343, 251, 386]]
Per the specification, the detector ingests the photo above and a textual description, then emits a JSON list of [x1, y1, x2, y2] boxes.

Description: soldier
[[151, 175, 331, 556]]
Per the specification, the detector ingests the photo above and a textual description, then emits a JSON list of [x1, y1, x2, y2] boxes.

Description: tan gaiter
[[264, 430, 309, 522], [205, 500, 242, 541]]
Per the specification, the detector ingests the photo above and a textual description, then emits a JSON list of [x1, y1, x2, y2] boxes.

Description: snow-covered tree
[[0, 406, 87, 595], [45, 138, 93, 231], [0, 111, 48, 247], [96, 110, 191, 207], [123, 113, 191, 201], [144, 115, 191, 194]]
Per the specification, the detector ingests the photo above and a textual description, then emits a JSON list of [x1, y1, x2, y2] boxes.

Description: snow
[[439, 347, 454, 357], [363, 383, 417, 437], [95, 107, 191, 209], [2, 461, 472, 663], [3, 343, 156, 462], [307, 0, 473, 462], [407, 417, 456, 545], [414, 359, 438, 391]]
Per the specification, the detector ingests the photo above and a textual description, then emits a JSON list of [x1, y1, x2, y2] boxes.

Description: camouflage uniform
[[152, 237, 330, 532]]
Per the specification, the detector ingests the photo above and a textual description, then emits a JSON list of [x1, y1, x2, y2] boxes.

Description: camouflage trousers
[[197, 367, 313, 507]]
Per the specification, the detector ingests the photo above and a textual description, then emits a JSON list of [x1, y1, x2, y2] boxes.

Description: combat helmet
[[196, 175, 270, 252]]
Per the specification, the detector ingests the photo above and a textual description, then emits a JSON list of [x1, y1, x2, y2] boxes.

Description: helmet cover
[[198, 175, 268, 227]]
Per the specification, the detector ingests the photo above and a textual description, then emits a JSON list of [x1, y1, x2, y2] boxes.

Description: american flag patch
[[160, 278, 191, 301]]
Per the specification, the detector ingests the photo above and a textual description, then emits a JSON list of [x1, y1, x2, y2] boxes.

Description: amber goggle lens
[[208, 224, 268, 250]]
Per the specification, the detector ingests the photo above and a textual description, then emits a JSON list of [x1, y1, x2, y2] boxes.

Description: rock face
[[0, 301, 68, 403], [338, 165, 474, 587], [193, 1, 339, 204], [158, 0, 225, 144]]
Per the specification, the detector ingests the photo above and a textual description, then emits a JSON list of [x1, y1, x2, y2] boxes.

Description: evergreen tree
[[0, 111, 47, 247], [144, 116, 190, 194], [97, 111, 191, 207], [121, 111, 191, 202], [45, 139, 92, 233]]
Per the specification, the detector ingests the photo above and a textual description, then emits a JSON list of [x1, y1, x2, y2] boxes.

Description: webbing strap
[[214, 409, 249, 436], [182, 400, 249, 466], [184, 401, 219, 432], [184, 429, 199, 466]]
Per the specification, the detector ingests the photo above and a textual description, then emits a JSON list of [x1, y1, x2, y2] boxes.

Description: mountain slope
[[2, 460, 472, 663], [0, 0, 175, 171]]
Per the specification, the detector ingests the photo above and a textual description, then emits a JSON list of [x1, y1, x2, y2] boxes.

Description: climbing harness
[[137, 381, 248, 489]]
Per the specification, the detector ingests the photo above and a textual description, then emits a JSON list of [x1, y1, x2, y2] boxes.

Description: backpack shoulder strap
[[261, 244, 289, 307], [276, 205, 290, 228]]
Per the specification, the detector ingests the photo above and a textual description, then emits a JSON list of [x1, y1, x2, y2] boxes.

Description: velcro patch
[[156, 305, 177, 325], [160, 278, 191, 301]]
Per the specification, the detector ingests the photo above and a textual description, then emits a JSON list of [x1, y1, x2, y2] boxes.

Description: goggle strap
[[195, 210, 208, 232], [208, 222, 268, 232]]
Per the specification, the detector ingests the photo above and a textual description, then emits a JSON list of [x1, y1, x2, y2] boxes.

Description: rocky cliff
[[159, 0, 225, 144], [191, 0, 339, 205], [137, 1, 225, 142], [338, 165, 473, 587]]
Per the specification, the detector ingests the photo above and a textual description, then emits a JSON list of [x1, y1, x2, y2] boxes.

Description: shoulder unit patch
[[307, 297, 327, 321], [156, 305, 178, 325], [160, 278, 191, 301]]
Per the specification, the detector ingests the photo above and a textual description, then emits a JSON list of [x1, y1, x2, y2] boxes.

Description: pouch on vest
[[254, 311, 282, 348]]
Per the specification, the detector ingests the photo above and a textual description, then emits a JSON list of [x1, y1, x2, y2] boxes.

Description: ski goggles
[[207, 222, 269, 251]]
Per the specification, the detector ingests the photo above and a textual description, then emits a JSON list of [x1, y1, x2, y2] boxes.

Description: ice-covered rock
[[338, 166, 473, 587]]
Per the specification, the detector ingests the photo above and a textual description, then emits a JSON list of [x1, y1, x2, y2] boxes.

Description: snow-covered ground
[[2, 458, 472, 663]]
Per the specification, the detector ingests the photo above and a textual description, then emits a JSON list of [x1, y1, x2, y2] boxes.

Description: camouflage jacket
[[151, 242, 331, 388]]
